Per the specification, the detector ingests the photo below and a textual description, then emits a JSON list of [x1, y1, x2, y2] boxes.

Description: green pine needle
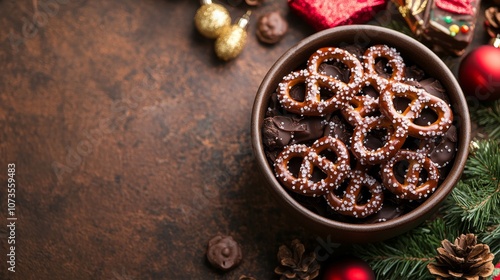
[[463, 140, 500, 180], [443, 140, 500, 232], [351, 219, 458, 280], [469, 100, 500, 139], [480, 224, 500, 263]]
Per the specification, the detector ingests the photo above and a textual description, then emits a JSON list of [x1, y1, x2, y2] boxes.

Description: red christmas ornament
[[458, 37, 500, 102], [322, 256, 375, 280]]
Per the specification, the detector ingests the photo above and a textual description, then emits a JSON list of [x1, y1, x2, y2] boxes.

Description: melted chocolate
[[262, 115, 326, 150], [323, 115, 352, 146], [428, 125, 458, 167], [318, 62, 350, 83]]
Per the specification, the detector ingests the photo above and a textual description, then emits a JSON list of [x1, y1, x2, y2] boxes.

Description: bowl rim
[[251, 25, 471, 233]]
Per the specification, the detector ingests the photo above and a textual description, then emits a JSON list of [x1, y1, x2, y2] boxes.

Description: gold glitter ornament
[[194, 0, 231, 39], [214, 11, 251, 61]]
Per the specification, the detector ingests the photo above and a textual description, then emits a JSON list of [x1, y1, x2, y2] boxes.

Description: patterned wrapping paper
[[288, 0, 388, 31]]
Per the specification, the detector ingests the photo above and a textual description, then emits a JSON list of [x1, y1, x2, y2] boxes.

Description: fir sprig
[[469, 100, 500, 139], [480, 224, 500, 260], [444, 140, 500, 232], [352, 219, 459, 280]]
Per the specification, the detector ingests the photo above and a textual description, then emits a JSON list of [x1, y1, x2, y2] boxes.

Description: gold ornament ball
[[214, 25, 247, 61], [194, 4, 231, 39]]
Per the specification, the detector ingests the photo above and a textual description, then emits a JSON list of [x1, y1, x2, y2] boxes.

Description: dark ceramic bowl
[[251, 25, 471, 243]]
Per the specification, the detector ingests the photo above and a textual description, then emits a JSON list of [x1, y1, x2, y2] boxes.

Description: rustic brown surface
[[0, 0, 491, 279]]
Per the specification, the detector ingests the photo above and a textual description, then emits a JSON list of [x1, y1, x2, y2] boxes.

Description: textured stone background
[[0, 0, 491, 279]]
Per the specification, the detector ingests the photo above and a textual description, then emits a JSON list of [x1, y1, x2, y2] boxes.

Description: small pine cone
[[485, 7, 500, 38], [274, 239, 320, 280], [427, 234, 495, 280]]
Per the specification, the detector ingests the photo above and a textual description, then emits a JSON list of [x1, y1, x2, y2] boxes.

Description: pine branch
[[444, 180, 500, 232], [463, 140, 500, 180], [469, 100, 500, 139], [442, 140, 500, 232], [479, 224, 500, 264], [351, 219, 459, 280]]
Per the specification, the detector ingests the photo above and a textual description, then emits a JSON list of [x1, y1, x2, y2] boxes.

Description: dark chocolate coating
[[362, 203, 404, 223], [363, 126, 389, 151], [262, 115, 326, 149], [289, 83, 306, 102], [359, 85, 379, 99], [419, 78, 448, 102], [323, 115, 352, 146], [428, 125, 458, 167], [256, 12, 288, 44], [206, 235, 242, 271], [318, 62, 350, 83], [343, 44, 365, 59], [404, 65, 426, 81], [374, 58, 392, 79]]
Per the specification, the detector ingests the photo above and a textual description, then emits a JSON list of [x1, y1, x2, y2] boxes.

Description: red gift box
[[288, 0, 388, 31]]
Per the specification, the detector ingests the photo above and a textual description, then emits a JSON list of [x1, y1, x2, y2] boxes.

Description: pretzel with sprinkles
[[341, 74, 386, 126], [351, 116, 408, 165], [340, 45, 403, 126], [274, 136, 350, 196], [381, 150, 440, 200], [277, 47, 364, 116], [379, 82, 453, 138], [324, 169, 384, 218], [363, 44, 405, 82], [363, 45, 454, 138]]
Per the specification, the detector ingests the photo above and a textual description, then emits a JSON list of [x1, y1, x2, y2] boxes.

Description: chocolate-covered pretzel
[[325, 169, 384, 218], [277, 47, 363, 116], [341, 74, 384, 126], [379, 82, 453, 138], [351, 116, 408, 165], [274, 136, 350, 196], [363, 45, 405, 82], [381, 150, 440, 200]]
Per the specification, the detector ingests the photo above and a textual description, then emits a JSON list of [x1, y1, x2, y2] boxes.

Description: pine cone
[[485, 7, 500, 38], [427, 234, 495, 280], [274, 239, 320, 280]]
